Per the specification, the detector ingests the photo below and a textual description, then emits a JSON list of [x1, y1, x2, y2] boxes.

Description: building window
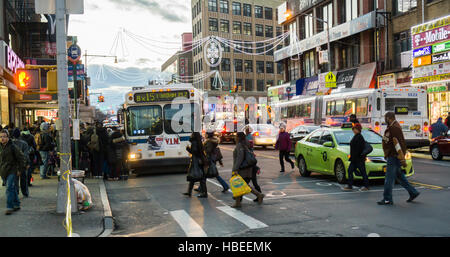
[[265, 25, 273, 38], [220, 0, 228, 13], [304, 13, 314, 39], [234, 59, 243, 72], [256, 43, 264, 54], [245, 79, 253, 91], [244, 42, 253, 54], [393, 31, 411, 67], [244, 60, 253, 72], [243, 22, 252, 35], [220, 19, 229, 33], [339, 36, 360, 69], [243, 4, 252, 17], [233, 40, 243, 53], [276, 27, 282, 37], [221, 58, 231, 71], [257, 80, 265, 91], [232, 21, 242, 34], [288, 59, 299, 81], [303, 51, 315, 77], [208, 0, 218, 12], [266, 62, 274, 74], [393, 0, 418, 15], [277, 62, 283, 74], [266, 80, 274, 88], [209, 18, 218, 31], [232, 2, 241, 15], [236, 79, 243, 90], [318, 3, 333, 32], [255, 5, 263, 18], [289, 22, 297, 45], [345, 0, 358, 22], [255, 24, 264, 37], [266, 44, 273, 56], [264, 7, 272, 20], [256, 61, 265, 73], [221, 42, 230, 52]]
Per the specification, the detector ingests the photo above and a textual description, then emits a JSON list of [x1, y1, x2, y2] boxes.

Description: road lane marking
[[220, 146, 280, 160], [410, 181, 443, 190], [412, 159, 450, 167], [271, 179, 329, 185], [207, 179, 253, 202], [169, 210, 207, 237], [216, 206, 268, 229]]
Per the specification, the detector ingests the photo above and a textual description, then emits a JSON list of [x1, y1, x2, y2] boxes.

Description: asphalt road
[[105, 145, 450, 237]]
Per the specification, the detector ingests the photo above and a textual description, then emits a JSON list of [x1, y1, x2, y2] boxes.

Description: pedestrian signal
[[98, 95, 105, 102], [15, 69, 40, 90]]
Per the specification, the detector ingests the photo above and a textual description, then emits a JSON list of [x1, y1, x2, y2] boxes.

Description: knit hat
[[352, 123, 362, 131]]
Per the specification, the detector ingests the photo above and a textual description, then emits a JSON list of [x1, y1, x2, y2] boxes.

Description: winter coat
[[382, 120, 407, 158], [430, 120, 449, 138], [349, 133, 366, 162], [39, 132, 54, 151], [275, 132, 291, 152], [111, 131, 128, 161], [232, 142, 252, 179], [12, 138, 31, 164], [204, 137, 219, 158], [186, 139, 206, 182], [0, 141, 26, 180]]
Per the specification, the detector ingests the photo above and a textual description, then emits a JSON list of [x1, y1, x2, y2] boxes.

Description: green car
[[294, 127, 414, 184]]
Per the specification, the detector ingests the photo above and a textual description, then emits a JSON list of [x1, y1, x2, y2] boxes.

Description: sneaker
[[360, 187, 369, 191], [280, 170, 285, 173], [377, 200, 393, 205], [407, 192, 420, 203], [5, 210, 13, 215], [253, 198, 258, 202], [342, 186, 353, 191], [182, 192, 191, 197]]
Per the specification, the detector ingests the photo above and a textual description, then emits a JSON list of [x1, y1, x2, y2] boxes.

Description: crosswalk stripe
[[216, 206, 268, 229], [169, 210, 207, 237]]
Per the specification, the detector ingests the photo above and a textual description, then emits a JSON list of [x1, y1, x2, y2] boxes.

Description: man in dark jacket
[[21, 128, 37, 187], [275, 124, 294, 173], [343, 123, 369, 191], [445, 113, 450, 128], [430, 117, 448, 139], [11, 128, 31, 197], [1, 130, 26, 215], [38, 123, 53, 179], [378, 112, 419, 205]]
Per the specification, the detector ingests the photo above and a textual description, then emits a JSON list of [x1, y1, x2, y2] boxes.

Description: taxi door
[[315, 131, 334, 174], [303, 130, 323, 171]]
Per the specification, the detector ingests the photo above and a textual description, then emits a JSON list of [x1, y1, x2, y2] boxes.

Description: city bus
[[121, 84, 202, 174], [271, 95, 318, 132], [272, 88, 430, 148]]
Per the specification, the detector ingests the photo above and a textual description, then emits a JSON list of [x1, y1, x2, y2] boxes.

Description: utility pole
[[56, 0, 77, 214]]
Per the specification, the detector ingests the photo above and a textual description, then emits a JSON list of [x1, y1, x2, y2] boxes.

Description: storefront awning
[[352, 62, 376, 89]]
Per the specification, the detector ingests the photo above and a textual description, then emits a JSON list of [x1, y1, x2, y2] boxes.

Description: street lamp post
[[83, 51, 118, 104]]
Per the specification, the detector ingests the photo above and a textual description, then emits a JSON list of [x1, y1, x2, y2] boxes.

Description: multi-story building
[[161, 33, 193, 83], [274, 0, 387, 103], [191, 0, 285, 99]]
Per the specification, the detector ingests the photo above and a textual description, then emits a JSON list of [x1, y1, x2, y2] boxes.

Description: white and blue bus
[[121, 84, 202, 174]]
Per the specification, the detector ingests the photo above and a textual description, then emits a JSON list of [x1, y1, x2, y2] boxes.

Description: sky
[[67, 0, 193, 112]]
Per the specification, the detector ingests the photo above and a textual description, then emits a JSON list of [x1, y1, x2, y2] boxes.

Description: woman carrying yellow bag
[[231, 132, 264, 208]]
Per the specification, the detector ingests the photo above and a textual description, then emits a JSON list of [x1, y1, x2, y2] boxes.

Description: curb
[[98, 180, 114, 237]]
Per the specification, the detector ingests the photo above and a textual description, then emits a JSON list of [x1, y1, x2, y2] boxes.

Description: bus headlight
[[129, 153, 142, 160], [405, 152, 411, 160]]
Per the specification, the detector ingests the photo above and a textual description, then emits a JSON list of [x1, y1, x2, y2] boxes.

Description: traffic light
[[46, 70, 57, 91], [15, 69, 40, 90], [98, 95, 105, 102], [229, 85, 237, 93]]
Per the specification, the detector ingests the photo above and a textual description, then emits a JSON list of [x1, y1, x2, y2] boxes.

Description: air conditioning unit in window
[[401, 50, 412, 68]]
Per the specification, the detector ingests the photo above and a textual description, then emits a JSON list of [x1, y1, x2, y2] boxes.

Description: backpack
[[87, 130, 100, 152]]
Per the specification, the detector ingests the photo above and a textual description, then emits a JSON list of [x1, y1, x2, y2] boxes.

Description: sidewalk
[[0, 176, 105, 237]]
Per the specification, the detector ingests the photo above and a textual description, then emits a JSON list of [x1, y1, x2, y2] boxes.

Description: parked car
[[216, 120, 238, 144], [244, 124, 278, 148], [290, 125, 327, 153], [430, 130, 450, 160], [294, 126, 414, 184]]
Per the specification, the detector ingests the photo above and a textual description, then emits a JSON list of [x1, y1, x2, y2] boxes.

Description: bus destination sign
[[395, 106, 409, 115], [134, 90, 189, 103]]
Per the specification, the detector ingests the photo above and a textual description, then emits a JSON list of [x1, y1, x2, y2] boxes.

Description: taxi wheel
[[334, 160, 347, 184], [298, 156, 310, 177], [431, 146, 443, 160]]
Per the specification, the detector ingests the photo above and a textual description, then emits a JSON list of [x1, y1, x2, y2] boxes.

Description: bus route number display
[[395, 106, 409, 115], [134, 90, 189, 103]]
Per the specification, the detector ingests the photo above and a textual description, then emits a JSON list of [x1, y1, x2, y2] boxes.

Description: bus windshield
[[163, 103, 200, 134], [127, 105, 163, 136], [334, 130, 382, 145]]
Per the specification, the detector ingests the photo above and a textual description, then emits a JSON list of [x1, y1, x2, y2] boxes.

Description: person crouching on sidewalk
[[343, 123, 369, 191], [0, 130, 26, 215]]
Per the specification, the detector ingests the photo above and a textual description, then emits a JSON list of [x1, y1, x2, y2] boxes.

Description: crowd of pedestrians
[[1, 120, 129, 215]]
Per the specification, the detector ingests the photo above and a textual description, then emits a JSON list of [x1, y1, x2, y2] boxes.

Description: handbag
[[239, 147, 257, 169], [206, 161, 218, 178], [187, 156, 204, 181], [361, 141, 373, 156], [229, 174, 252, 198]]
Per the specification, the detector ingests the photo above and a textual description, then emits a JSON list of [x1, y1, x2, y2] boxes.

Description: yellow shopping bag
[[229, 174, 252, 198]]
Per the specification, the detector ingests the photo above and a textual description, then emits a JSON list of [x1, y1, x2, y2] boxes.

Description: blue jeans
[[383, 157, 418, 202], [216, 176, 229, 190], [348, 161, 369, 188], [39, 151, 49, 178], [6, 174, 20, 210]]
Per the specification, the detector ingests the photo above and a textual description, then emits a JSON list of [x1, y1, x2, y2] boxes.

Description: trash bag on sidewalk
[[72, 178, 93, 211]]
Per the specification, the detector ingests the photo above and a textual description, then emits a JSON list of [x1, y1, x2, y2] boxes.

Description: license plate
[[156, 151, 165, 157], [383, 166, 387, 173]]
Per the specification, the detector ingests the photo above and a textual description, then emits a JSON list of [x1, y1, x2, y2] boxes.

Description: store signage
[[304, 76, 319, 95], [412, 24, 450, 48], [36, 110, 57, 118], [413, 46, 432, 58], [413, 55, 432, 67], [413, 62, 450, 78], [275, 11, 377, 62], [336, 68, 358, 88], [413, 73, 450, 84], [411, 15, 450, 35], [432, 52, 450, 63], [378, 73, 396, 88], [432, 41, 450, 53], [39, 94, 52, 100], [427, 84, 448, 93], [5, 45, 25, 74]]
